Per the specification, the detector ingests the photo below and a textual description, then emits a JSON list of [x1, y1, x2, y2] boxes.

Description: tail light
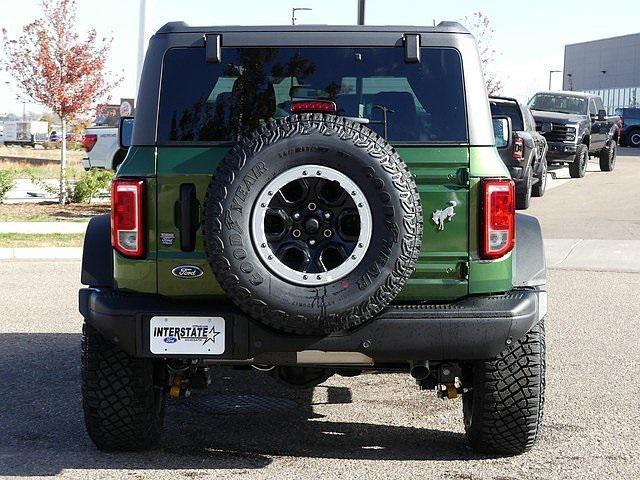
[[290, 100, 336, 113], [512, 137, 524, 160], [480, 179, 515, 260], [83, 134, 98, 152], [111, 179, 144, 258]]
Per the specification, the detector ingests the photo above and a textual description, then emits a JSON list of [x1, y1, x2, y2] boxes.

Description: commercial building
[[563, 33, 640, 113]]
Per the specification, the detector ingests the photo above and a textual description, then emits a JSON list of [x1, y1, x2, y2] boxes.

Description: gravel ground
[[0, 261, 638, 479]]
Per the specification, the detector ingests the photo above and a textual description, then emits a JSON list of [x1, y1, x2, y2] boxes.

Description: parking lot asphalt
[[0, 149, 639, 479]]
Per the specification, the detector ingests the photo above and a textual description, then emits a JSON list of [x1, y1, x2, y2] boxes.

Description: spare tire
[[204, 114, 422, 334]]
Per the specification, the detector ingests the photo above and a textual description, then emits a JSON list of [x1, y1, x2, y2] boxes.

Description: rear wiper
[[343, 105, 395, 139]]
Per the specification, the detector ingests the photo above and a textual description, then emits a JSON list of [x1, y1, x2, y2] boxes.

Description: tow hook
[[436, 378, 470, 400], [169, 373, 191, 400], [437, 384, 460, 399]]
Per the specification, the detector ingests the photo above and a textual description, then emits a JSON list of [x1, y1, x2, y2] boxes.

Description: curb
[[0, 222, 89, 234], [0, 247, 82, 260]]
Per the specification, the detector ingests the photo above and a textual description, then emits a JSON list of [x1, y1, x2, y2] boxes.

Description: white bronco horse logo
[[432, 201, 457, 231]]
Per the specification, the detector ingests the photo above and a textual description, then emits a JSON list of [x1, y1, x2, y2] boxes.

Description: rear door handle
[[179, 183, 198, 252]]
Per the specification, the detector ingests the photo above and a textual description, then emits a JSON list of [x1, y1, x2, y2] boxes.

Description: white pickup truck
[[82, 125, 127, 171]]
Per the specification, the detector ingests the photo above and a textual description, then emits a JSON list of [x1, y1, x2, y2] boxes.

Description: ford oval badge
[[172, 265, 204, 279]]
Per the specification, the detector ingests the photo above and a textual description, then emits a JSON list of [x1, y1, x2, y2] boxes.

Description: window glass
[[529, 94, 588, 115], [158, 47, 467, 143], [489, 100, 523, 131], [595, 97, 605, 112]]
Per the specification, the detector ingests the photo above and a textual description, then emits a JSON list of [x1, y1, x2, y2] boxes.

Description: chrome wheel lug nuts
[[323, 229, 332, 238], [323, 212, 331, 220], [293, 212, 301, 220], [292, 229, 301, 238]]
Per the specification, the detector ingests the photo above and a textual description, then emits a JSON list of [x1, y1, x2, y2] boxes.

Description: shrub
[[71, 170, 113, 203], [32, 169, 113, 204], [0, 170, 16, 203]]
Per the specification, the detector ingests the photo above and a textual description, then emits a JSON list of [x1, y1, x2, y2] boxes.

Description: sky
[[1, 0, 639, 116]]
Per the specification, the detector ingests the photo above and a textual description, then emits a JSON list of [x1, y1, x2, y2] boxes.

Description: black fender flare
[[512, 213, 546, 287], [81, 214, 113, 288]]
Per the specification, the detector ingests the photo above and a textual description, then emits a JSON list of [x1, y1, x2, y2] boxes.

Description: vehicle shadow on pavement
[[0, 333, 477, 477]]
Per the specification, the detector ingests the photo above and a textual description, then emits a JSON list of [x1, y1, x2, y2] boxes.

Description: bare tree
[[1, 0, 120, 203], [462, 12, 503, 95]]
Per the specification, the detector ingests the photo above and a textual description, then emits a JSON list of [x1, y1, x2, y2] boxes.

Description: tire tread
[[464, 319, 546, 455]]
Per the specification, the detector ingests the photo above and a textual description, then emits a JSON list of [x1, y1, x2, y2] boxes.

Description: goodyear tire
[[569, 144, 589, 178], [82, 324, 167, 451], [599, 140, 616, 172], [204, 114, 423, 334], [463, 318, 546, 455]]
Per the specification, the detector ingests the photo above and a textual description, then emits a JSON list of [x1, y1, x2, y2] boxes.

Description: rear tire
[[515, 167, 532, 210], [628, 130, 640, 148], [569, 144, 588, 178], [532, 157, 547, 198], [599, 140, 617, 172], [82, 324, 167, 451], [463, 318, 546, 455]]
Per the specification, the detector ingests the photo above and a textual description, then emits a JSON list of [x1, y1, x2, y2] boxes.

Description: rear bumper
[[79, 288, 546, 364]]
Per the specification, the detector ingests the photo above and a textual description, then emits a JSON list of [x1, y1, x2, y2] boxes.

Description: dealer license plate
[[149, 316, 225, 355]]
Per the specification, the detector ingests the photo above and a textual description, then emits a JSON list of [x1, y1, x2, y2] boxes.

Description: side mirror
[[597, 109, 607, 121], [492, 116, 512, 149], [118, 116, 134, 149]]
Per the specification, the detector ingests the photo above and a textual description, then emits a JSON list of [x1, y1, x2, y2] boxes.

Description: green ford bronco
[[80, 22, 548, 455]]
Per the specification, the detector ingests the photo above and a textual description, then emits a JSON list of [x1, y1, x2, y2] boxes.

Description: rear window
[[158, 47, 467, 144], [489, 101, 524, 131]]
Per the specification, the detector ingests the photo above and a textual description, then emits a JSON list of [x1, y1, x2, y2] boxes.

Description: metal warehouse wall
[[563, 33, 640, 112], [563, 33, 640, 90]]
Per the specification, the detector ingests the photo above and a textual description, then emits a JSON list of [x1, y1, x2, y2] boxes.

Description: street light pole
[[548, 70, 562, 90], [357, 0, 366, 25], [566, 73, 573, 91], [136, 0, 151, 95], [291, 7, 312, 25]]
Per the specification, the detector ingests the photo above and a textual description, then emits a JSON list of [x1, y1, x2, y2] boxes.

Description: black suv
[[490, 96, 548, 209]]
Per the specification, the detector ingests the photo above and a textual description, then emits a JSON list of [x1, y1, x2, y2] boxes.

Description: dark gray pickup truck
[[528, 91, 619, 178]]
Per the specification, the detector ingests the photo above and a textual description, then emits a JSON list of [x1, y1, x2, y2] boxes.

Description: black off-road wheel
[[82, 324, 167, 451], [463, 318, 546, 455], [204, 114, 423, 335], [532, 157, 547, 197], [599, 140, 617, 172], [569, 144, 589, 178]]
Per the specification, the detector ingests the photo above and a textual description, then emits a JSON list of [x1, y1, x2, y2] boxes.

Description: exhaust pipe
[[410, 360, 430, 380]]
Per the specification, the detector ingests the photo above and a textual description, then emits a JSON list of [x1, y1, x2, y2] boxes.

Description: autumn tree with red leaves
[[1, 0, 120, 203]]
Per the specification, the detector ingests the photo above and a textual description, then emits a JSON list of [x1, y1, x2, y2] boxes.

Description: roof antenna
[[357, 0, 365, 25]]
